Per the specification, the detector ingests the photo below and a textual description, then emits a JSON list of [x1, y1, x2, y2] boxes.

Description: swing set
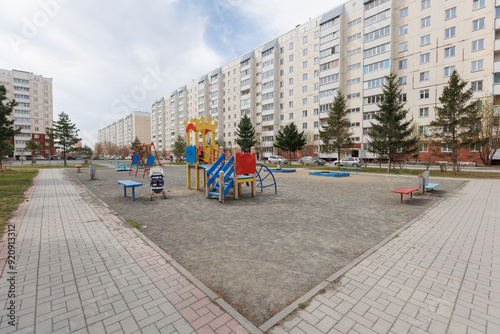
[[129, 142, 163, 177]]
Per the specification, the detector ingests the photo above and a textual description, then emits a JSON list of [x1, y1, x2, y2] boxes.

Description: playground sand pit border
[[68, 166, 465, 326]]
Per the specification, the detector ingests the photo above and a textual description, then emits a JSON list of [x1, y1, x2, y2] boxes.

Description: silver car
[[333, 157, 362, 167], [298, 156, 326, 165], [267, 155, 288, 164]]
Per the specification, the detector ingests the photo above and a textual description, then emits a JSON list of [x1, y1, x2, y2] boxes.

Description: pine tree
[[173, 135, 186, 162], [0, 85, 21, 169], [47, 112, 81, 167], [130, 136, 141, 151], [430, 70, 480, 175], [368, 73, 418, 172], [318, 90, 353, 169], [235, 114, 257, 151], [25, 140, 42, 164], [274, 122, 307, 166]]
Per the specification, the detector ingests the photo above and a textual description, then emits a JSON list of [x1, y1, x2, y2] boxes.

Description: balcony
[[494, 83, 500, 95], [496, 39, 500, 52]]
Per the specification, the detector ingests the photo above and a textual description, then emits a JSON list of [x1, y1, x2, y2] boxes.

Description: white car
[[267, 155, 289, 164], [333, 157, 362, 167]]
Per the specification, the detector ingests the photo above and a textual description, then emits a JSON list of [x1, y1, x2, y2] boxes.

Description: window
[[289, 102, 294, 108], [472, 39, 484, 51], [420, 89, 429, 99], [289, 54, 294, 62], [399, 42, 408, 52], [420, 53, 431, 64], [347, 78, 361, 85], [314, 121, 319, 128], [444, 66, 455, 77], [444, 46, 455, 58], [419, 107, 429, 117], [471, 60, 484, 72], [364, 10, 389, 26], [289, 42, 294, 50], [364, 26, 391, 43], [473, 0, 485, 10], [364, 76, 388, 89], [400, 7, 408, 18], [399, 59, 408, 69], [303, 123, 307, 129], [289, 66, 294, 73], [289, 113, 294, 119], [473, 18, 485, 31], [348, 18, 361, 27], [348, 33, 361, 42], [363, 59, 390, 73], [421, 16, 431, 28], [420, 71, 430, 81], [445, 27, 456, 39], [302, 110, 308, 117], [289, 78, 294, 85], [347, 48, 361, 56], [303, 36, 308, 44], [421, 34, 430, 46], [302, 98, 308, 105], [303, 48, 308, 56], [399, 25, 408, 36], [363, 43, 390, 58], [421, 0, 431, 10], [347, 63, 361, 71], [302, 61, 308, 69], [419, 125, 429, 135], [419, 143, 429, 152], [289, 89, 294, 96], [442, 144, 453, 152], [399, 93, 407, 102], [445, 7, 456, 20], [471, 80, 483, 91], [302, 86, 307, 93], [399, 76, 407, 86]]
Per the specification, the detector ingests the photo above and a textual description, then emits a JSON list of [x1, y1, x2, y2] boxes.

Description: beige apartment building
[[152, 0, 498, 162], [97, 111, 151, 150], [0, 69, 54, 159]]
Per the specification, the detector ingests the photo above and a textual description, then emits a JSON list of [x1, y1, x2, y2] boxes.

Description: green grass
[[125, 218, 141, 230], [0, 169, 39, 237]]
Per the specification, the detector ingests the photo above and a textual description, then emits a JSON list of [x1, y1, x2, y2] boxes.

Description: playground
[[69, 163, 464, 326]]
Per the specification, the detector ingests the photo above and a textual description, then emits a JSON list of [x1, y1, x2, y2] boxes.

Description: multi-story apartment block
[[97, 111, 151, 149], [152, 0, 499, 163], [0, 69, 54, 159]]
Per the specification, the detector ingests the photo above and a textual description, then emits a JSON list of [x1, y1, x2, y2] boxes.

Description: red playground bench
[[391, 187, 420, 203]]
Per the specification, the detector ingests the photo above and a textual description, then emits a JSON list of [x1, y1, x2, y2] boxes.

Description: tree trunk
[[387, 156, 391, 172], [452, 148, 457, 176]]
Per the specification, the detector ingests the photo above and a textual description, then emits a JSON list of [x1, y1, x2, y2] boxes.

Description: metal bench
[[425, 183, 440, 191], [116, 180, 143, 201], [391, 187, 420, 203]]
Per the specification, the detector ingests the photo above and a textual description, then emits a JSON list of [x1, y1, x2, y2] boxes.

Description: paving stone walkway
[[269, 179, 500, 334], [0, 169, 249, 334]]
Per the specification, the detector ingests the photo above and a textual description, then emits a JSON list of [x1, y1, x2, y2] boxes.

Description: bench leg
[[400, 193, 403, 203], [123, 186, 127, 198], [132, 187, 136, 201]]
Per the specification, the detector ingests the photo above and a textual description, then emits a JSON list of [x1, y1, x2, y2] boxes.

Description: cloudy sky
[[1, 0, 343, 147]]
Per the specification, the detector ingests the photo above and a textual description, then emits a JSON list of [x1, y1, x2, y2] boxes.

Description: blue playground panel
[[309, 171, 350, 177], [271, 169, 296, 173]]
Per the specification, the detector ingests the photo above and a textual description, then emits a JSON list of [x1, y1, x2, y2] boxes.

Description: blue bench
[[116, 180, 143, 201], [341, 167, 361, 174], [425, 183, 440, 191]]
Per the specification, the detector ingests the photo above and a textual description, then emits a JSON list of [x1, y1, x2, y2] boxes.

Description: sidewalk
[[268, 179, 500, 333], [0, 169, 250, 334]]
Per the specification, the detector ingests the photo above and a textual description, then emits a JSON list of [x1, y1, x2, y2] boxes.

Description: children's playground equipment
[[149, 167, 167, 200], [129, 142, 163, 178], [183, 117, 277, 202], [115, 163, 130, 171], [309, 171, 350, 177]]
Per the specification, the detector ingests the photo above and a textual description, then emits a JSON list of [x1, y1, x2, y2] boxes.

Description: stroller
[[149, 167, 166, 200]]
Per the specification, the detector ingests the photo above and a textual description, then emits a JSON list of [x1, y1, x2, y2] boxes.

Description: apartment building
[[97, 111, 151, 149], [0, 69, 54, 159], [152, 0, 498, 162]]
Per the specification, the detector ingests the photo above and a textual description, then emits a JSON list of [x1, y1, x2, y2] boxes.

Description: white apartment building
[[0, 69, 54, 159], [152, 0, 497, 162], [97, 111, 151, 149]]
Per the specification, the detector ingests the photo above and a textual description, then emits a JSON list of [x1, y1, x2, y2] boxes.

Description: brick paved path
[[269, 179, 500, 334], [0, 170, 249, 334]]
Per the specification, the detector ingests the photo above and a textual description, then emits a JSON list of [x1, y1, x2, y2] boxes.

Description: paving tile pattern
[[270, 179, 500, 334], [0, 169, 248, 334]]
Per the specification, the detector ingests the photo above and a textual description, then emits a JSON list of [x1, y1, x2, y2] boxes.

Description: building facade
[[0, 69, 54, 159], [152, 0, 498, 162], [97, 111, 151, 149]]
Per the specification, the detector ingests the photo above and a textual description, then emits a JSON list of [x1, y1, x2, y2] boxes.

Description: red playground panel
[[235, 153, 256, 174]]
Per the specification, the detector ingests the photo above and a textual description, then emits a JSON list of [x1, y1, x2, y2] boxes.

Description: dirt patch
[[68, 166, 464, 326]]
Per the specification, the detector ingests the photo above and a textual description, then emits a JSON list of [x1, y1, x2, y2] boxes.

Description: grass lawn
[[0, 168, 38, 237]]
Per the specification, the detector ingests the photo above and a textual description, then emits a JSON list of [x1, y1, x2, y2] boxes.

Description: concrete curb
[[258, 179, 470, 332]]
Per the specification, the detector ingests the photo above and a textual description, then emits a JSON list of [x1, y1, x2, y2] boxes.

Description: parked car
[[50, 156, 58, 160], [66, 155, 76, 160], [333, 157, 362, 167], [35, 155, 45, 160], [267, 155, 288, 164], [298, 156, 326, 165]]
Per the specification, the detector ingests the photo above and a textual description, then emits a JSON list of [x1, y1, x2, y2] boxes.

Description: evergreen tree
[[0, 85, 21, 169], [25, 140, 42, 164], [368, 73, 418, 172], [47, 112, 81, 167], [173, 135, 186, 162], [235, 114, 257, 151], [318, 90, 353, 169], [274, 122, 307, 166], [430, 70, 480, 175], [476, 97, 500, 166], [130, 136, 141, 151]]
